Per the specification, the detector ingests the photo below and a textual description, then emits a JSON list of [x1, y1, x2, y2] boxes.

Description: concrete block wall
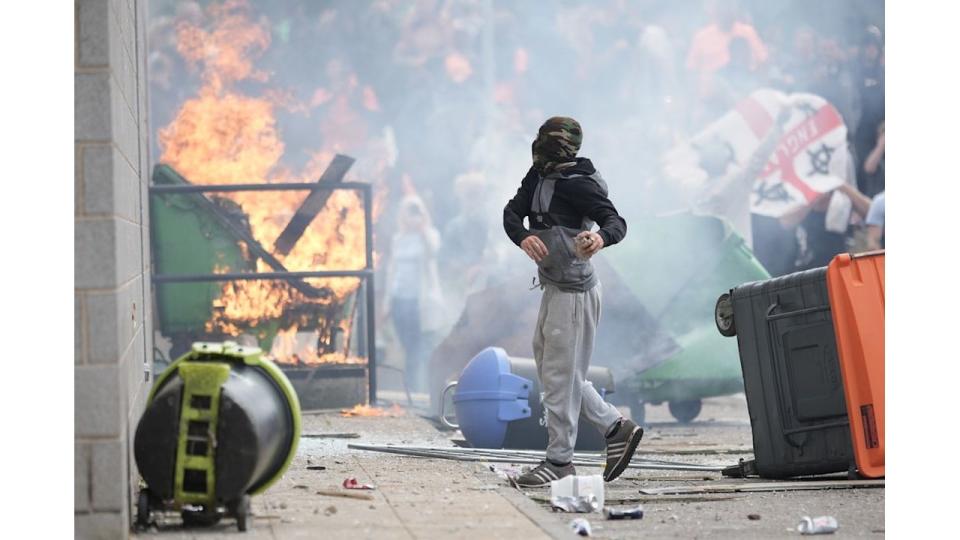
[[75, 0, 152, 538]]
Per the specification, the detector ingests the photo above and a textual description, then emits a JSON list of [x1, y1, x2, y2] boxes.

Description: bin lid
[[826, 251, 885, 478], [454, 347, 531, 413]]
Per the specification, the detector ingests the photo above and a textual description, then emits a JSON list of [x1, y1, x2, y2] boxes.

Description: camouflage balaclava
[[532, 116, 582, 174]]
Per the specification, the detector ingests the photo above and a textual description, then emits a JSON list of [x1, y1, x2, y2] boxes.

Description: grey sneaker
[[516, 460, 576, 487], [603, 418, 643, 482]]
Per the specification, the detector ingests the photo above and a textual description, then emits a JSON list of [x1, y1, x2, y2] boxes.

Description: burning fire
[[158, 0, 375, 365], [340, 404, 406, 418], [270, 324, 366, 366]]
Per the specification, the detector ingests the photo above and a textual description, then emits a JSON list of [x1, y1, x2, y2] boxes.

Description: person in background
[[751, 213, 799, 278], [792, 182, 873, 271], [694, 105, 792, 248], [774, 25, 818, 91], [774, 26, 857, 131], [686, 0, 767, 123], [863, 121, 885, 195], [854, 26, 885, 197], [383, 196, 444, 394], [712, 36, 763, 110], [865, 191, 885, 250], [440, 171, 493, 319], [441, 172, 491, 290]]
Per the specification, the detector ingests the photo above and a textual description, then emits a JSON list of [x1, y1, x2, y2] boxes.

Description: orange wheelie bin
[[826, 251, 885, 478]]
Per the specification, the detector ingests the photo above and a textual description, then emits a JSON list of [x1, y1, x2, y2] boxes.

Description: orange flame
[[174, 0, 270, 94], [340, 404, 406, 418], [158, 0, 372, 365]]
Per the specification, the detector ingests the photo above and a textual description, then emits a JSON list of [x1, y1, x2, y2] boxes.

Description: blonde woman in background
[[383, 196, 445, 394]]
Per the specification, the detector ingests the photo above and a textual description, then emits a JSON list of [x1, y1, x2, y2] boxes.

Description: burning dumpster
[[150, 164, 258, 352], [149, 154, 379, 408]]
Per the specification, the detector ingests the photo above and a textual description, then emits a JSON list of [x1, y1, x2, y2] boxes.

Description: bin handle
[[439, 381, 459, 429], [851, 249, 884, 259], [766, 302, 829, 321]]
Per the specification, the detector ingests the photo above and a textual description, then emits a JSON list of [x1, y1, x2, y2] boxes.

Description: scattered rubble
[[798, 516, 839, 535], [342, 478, 376, 490], [569, 518, 592, 536], [315, 489, 374, 501], [605, 505, 644, 520]]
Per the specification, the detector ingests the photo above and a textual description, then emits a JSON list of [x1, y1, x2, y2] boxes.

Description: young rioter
[[502, 117, 643, 487]]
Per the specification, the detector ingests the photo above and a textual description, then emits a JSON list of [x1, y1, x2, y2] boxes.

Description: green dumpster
[[151, 165, 256, 355], [603, 212, 769, 423]]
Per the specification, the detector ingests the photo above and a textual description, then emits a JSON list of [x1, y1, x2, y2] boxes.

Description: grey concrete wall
[[75, 0, 152, 538]]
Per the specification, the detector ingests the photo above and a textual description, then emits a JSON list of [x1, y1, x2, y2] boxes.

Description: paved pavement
[[134, 394, 884, 539]]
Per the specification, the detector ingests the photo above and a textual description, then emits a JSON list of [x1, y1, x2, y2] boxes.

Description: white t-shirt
[[866, 192, 885, 228]]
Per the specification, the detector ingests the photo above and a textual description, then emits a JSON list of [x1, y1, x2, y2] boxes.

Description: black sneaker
[[603, 418, 643, 482], [516, 460, 576, 487]]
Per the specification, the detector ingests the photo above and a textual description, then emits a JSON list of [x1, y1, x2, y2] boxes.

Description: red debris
[[342, 478, 376, 490]]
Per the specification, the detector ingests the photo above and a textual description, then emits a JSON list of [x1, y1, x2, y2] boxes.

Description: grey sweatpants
[[533, 282, 623, 463]]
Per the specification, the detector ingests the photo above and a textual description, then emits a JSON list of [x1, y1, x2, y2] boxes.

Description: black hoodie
[[502, 157, 627, 248]]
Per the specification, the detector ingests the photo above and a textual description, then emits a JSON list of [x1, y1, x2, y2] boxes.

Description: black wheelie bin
[[715, 266, 854, 478]]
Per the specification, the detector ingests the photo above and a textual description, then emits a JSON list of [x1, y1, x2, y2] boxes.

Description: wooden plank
[[315, 489, 374, 501], [274, 154, 355, 256]]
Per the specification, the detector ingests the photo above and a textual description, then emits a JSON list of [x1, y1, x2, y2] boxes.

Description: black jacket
[[502, 157, 627, 247]]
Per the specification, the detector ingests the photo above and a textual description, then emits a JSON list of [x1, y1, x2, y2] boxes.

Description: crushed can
[[550, 475, 605, 513], [605, 505, 644, 520], [798, 516, 839, 535]]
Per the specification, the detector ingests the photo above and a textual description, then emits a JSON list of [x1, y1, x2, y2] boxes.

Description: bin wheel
[[232, 495, 251, 532], [181, 507, 220, 528], [135, 490, 151, 528], [668, 399, 702, 423], [715, 293, 736, 337]]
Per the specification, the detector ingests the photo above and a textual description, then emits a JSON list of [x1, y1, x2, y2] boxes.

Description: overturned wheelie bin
[[604, 212, 770, 423], [714, 251, 885, 479], [134, 341, 301, 530], [439, 347, 616, 450]]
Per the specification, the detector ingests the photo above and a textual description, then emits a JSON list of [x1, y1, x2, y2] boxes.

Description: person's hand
[[520, 235, 549, 262], [575, 231, 604, 258]]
